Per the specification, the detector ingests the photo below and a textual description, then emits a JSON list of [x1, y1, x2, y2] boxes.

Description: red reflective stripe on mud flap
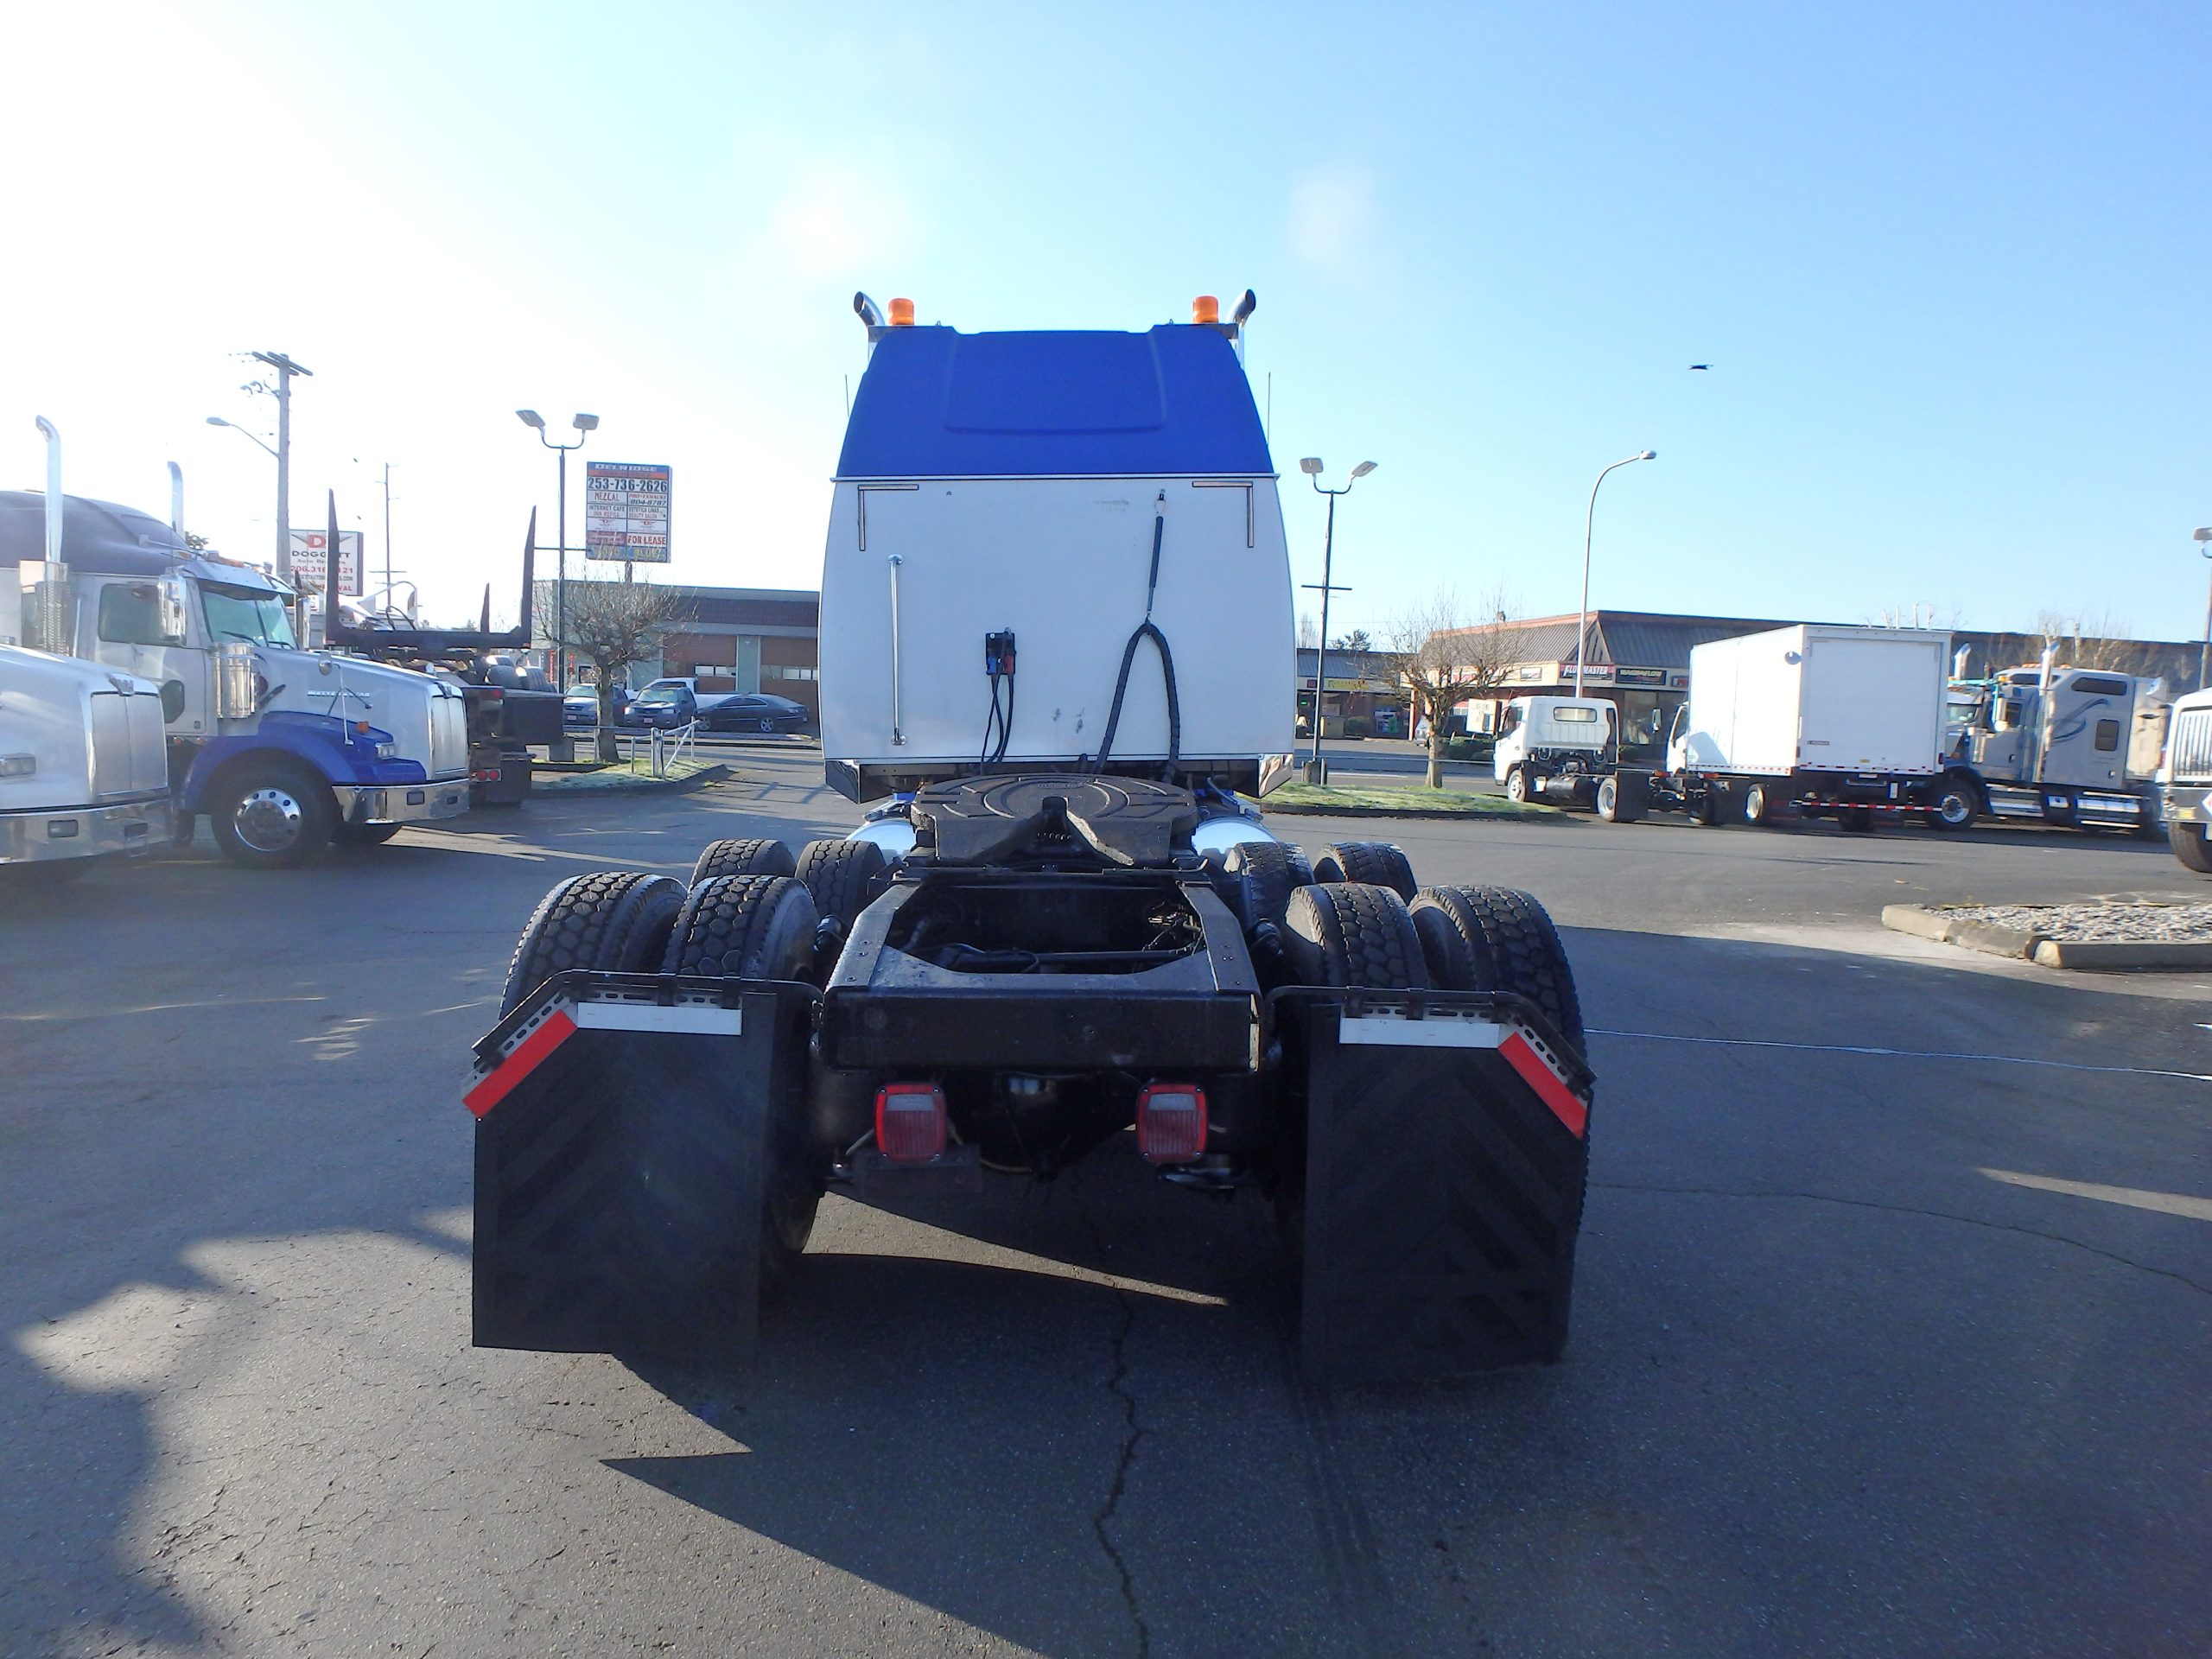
[[1500, 1030, 1587, 1138], [464, 1009, 577, 1118]]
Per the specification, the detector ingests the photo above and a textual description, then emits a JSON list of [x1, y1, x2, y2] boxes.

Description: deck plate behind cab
[[912, 774, 1198, 867]]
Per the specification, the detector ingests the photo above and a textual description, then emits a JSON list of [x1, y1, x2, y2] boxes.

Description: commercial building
[[1439, 609, 2204, 760], [1294, 646, 1408, 737], [657, 585, 821, 716]]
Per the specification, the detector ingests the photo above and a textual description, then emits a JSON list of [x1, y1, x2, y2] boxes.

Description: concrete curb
[[1879, 903, 2212, 971], [2033, 938, 2212, 971], [531, 763, 731, 798]]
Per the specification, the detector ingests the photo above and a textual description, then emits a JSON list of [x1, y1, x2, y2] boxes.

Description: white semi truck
[[0, 641, 171, 877], [460, 293, 1597, 1384], [2161, 685, 2212, 874], [3, 442, 470, 868], [1937, 652, 2164, 834]]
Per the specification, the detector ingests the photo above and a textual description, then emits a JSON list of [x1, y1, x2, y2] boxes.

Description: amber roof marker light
[[1192, 295, 1220, 325], [888, 297, 916, 327]]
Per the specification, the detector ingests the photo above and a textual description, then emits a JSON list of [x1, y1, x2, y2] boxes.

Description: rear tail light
[[874, 1083, 947, 1162], [1136, 1084, 1208, 1165]]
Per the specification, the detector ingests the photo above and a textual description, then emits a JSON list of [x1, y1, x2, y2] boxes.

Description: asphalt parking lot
[[5, 752, 2209, 1658]]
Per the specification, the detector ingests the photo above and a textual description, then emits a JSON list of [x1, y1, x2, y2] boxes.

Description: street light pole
[[1298, 458, 1377, 779], [2194, 527, 2212, 691], [251, 353, 312, 596], [517, 410, 598, 690], [1574, 449, 1656, 697]]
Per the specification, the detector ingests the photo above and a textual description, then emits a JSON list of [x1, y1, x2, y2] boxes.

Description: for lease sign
[[585, 461, 672, 563]]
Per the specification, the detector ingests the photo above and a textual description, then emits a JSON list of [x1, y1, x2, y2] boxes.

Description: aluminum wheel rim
[[234, 786, 304, 853]]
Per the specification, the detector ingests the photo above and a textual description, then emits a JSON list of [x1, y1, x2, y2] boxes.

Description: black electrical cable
[[1087, 494, 1182, 779], [981, 673, 1007, 763], [994, 669, 1015, 763]]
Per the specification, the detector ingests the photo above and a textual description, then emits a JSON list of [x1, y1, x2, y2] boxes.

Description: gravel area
[[1939, 900, 2212, 943]]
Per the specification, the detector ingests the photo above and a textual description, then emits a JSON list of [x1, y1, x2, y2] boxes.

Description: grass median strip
[[531, 757, 729, 794], [1258, 781, 1566, 820]]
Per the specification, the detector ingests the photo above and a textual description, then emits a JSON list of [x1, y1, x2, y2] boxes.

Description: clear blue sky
[[5, 2, 2207, 645]]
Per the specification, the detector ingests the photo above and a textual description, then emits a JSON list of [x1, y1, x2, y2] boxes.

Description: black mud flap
[[1278, 988, 1594, 1385], [465, 972, 809, 1368]]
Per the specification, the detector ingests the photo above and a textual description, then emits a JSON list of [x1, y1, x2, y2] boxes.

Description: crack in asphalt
[[1595, 1180, 2212, 1297], [1071, 1177, 1153, 1659]]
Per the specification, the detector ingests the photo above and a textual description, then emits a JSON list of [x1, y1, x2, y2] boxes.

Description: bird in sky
[[1688, 363, 1711, 371]]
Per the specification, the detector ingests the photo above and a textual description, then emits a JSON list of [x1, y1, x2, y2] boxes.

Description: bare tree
[[2030, 606, 2153, 673], [536, 577, 693, 760], [1297, 611, 1319, 650], [1388, 587, 1521, 789]]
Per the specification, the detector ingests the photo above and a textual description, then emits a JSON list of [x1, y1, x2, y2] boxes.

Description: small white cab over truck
[[2163, 685, 2212, 874], [0, 641, 170, 876], [462, 293, 1598, 1385], [1493, 696, 1618, 808]]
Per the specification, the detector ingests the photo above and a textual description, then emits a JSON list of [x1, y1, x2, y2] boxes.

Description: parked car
[[620, 682, 698, 730], [563, 683, 630, 729], [697, 691, 811, 734]]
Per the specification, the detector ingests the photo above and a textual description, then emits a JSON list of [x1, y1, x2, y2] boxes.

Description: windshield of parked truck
[[638, 686, 685, 704], [200, 583, 296, 648]]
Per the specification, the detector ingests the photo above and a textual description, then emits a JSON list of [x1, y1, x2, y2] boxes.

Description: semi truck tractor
[[3, 466, 470, 868], [2162, 685, 2212, 874], [1659, 625, 1952, 830], [1493, 695, 1618, 808], [0, 641, 171, 877], [1937, 652, 2164, 833], [464, 293, 1596, 1383], [324, 518, 565, 807]]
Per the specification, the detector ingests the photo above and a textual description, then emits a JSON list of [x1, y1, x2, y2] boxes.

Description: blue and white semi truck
[[3, 467, 469, 869], [462, 294, 1597, 1384]]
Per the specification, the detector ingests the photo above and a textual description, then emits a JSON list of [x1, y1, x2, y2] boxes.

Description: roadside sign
[[288, 529, 364, 594], [585, 462, 672, 563]]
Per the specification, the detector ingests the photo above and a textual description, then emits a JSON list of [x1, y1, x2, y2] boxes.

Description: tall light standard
[[1299, 457, 1377, 779], [1574, 449, 1656, 696], [206, 415, 277, 459], [517, 410, 599, 689], [2194, 527, 2212, 690], [249, 352, 311, 588]]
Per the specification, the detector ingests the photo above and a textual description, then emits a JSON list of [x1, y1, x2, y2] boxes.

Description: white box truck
[[1663, 625, 1951, 830]]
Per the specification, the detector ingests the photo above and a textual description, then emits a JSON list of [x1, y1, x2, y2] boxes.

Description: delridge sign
[[585, 461, 672, 564]]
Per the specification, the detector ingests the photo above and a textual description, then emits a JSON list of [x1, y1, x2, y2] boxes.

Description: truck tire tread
[[690, 837, 796, 886], [2174, 822, 2212, 874], [1224, 839, 1313, 932], [499, 869, 686, 1015], [1408, 885, 1585, 1049], [794, 838, 890, 932], [1281, 882, 1431, 989], [1310, 840, 1418, 899], [661, 874, 820, 982]]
